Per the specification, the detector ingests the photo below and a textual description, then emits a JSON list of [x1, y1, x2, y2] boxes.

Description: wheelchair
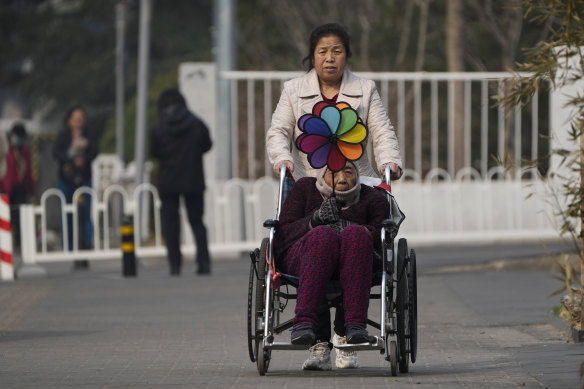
[[247, 166, 417, 376]]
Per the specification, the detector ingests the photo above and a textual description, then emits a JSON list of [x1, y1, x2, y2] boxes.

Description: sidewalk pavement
[[0, 254, 582, 388]]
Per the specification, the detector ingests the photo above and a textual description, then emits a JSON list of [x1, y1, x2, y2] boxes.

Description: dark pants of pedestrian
[[160, 191, 210, 274], [278, 225, 374, 337], [8, 183, 31, 252], [58, 178, 93, 250]]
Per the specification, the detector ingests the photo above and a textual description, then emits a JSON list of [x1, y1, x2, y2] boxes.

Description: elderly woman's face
[[313, 34, 347, 85], [324, 164, 357, 191]]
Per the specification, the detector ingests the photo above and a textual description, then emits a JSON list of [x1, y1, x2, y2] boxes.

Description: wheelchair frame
[[247, 166, 417, 376]]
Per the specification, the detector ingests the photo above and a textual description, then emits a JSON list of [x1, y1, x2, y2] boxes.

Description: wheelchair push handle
[[276, 164, 288, 220], [384, 165, 392, 186]]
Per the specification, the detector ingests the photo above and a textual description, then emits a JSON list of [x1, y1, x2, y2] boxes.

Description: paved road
[[0, 246, 582, 388], [415, 239, 574, 269]]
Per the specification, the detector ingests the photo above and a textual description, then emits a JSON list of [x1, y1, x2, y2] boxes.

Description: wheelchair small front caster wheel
[[257, 348, 270, 376], [389, 340, 397, 376]]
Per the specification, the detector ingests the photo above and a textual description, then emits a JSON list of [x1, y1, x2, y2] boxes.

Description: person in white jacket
[[266, 23, 403, 371], [266, 24, 402, 181]]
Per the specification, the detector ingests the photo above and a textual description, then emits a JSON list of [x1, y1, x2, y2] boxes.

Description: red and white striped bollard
[[0, 194, 14, 281]]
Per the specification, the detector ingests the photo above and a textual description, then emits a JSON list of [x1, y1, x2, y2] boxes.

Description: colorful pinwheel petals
[[296, 101, 368, 171]]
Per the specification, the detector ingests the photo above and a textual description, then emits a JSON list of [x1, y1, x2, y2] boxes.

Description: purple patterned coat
[[274, 177, 390, 261]]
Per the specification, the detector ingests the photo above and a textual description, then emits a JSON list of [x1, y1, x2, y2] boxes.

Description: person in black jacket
[[150, 89, 212, 276], [52, 106, 99, 255]]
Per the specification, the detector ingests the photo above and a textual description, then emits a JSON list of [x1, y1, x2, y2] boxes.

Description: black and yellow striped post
[[121, 215, 137, 277]]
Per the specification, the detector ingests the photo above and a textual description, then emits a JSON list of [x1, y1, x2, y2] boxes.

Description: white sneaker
[[333, 333, 360, 369], [302, 341, 332, 370]]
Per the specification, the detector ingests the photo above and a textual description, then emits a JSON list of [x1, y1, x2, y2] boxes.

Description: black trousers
[[9, 183, 30, 250], [160, 192, 210, 272], [314, 306, 345, 342]]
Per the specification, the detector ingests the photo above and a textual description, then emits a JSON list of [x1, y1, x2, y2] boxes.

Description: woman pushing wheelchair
[[266, 22, 403, 370]]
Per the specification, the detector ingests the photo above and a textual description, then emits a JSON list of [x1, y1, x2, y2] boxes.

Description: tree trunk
[[414, 0, 430, 71], [580, 119, 584, 330], [394, 1, 414, 70], [359, 13, 371, 70], [447, 0, 465, 175], [465, 0, 523, 176]]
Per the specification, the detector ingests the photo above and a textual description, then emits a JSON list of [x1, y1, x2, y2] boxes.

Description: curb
[[423, 254, 578, 275]]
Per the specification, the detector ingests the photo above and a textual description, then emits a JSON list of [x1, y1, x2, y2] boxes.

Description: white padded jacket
[[266, 68, 402, 180]]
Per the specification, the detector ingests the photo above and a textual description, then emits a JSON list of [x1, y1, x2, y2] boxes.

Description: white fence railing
[[17, 171, 561, 269], [12, 70, 567, 272], [221, 71, 550, 181], [18, 178, 282, 267]]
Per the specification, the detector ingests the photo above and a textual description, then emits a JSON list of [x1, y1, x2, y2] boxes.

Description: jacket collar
[[300, 68, 362, 113]]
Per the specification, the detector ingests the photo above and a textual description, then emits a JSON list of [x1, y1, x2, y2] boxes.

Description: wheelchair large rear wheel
[[383, 241, 396, 372], [256, 238, 272, 376], [383, 242, 395, 335], [247, 257, 258, 362], [408, 248, 418, 363], [396, 238, 410, 373]]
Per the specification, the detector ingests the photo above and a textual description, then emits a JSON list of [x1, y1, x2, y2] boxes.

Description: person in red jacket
[[1, 123, 36, 251]]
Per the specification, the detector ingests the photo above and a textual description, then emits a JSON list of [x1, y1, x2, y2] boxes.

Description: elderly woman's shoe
[[302, 342, 332, 370], [291, 324, 316, 345], [333, 333, 360, 368], [346, 325, 369, 344]]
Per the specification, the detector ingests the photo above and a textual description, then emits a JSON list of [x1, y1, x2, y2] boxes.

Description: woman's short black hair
[[302, 23, 352, 71], [10, 122, 27, 139], [64, 105, 86, 126]]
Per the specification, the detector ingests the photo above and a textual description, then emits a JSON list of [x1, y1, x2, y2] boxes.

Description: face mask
[[11, 136, 23, 148]]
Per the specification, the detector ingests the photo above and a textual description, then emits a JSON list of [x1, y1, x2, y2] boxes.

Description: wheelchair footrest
[[264, 341, 312, 350], [263, 336, 385, 352], [333, 336, 385, 351]]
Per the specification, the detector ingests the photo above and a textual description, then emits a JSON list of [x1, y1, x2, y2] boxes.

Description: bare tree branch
[[414, 0, 431, 71], [359, 13, 371, 70], [357, 0, 377, 70], [394, 1, 414, 70], [466, 0, 523, 69], [465, 52, 489, 72]]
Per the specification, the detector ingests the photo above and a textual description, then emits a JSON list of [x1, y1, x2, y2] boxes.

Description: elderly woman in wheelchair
[[273, 161, 389, 367]]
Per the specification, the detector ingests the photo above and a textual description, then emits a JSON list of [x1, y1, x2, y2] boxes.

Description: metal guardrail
[[16, 168, 560, 269], [220, 70, 549, 181], [11, 70, 562, 270]]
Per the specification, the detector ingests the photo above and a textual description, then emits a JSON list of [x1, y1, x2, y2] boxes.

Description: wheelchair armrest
[[263, 219, 279, 229], [381, 219, 395, 229], [381, 219, 398, 240]]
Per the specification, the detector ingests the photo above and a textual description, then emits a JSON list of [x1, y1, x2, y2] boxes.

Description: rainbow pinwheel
[[296, 101, 368, 172]]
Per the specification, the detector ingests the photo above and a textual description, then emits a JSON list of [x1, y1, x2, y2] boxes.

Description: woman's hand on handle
[[381, 162, 402, 180], [274, 160, 294, 175]]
